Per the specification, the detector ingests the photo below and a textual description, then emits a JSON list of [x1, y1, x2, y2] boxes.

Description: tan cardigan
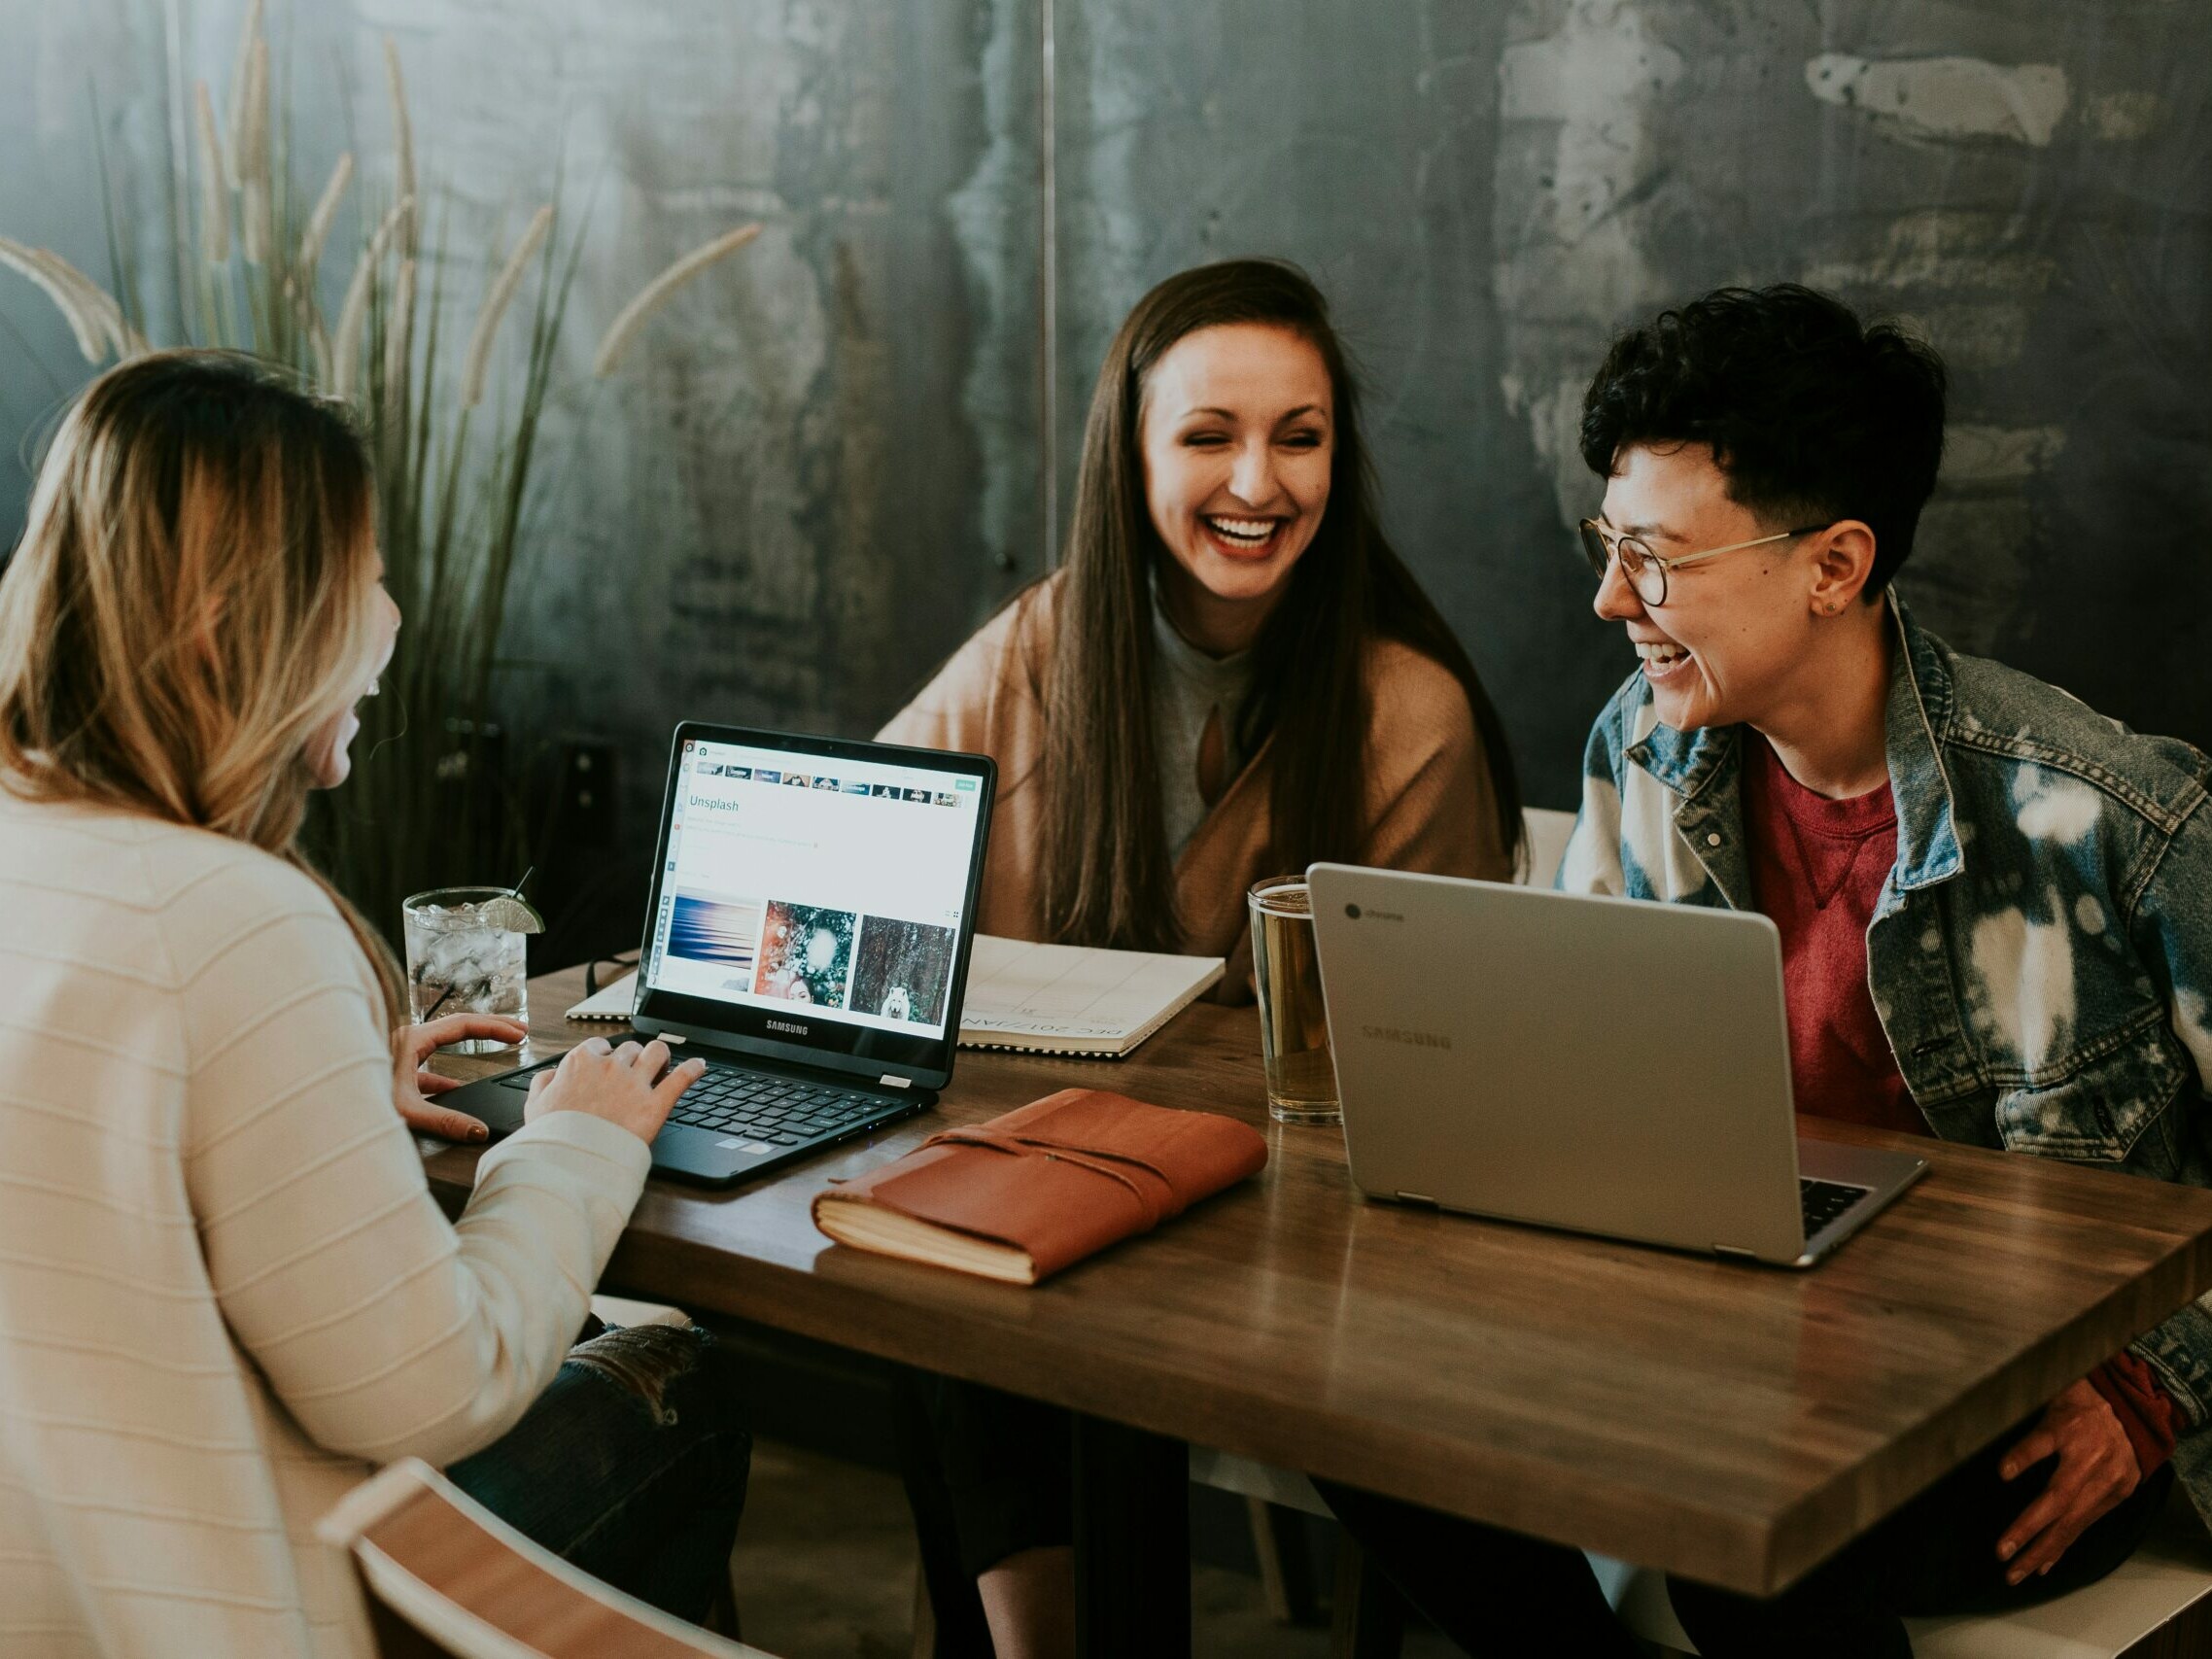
[[880, 579, 1512, 997], [0, 790, 650, 1658]]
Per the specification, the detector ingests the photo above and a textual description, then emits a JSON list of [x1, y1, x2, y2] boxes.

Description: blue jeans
[[447, 1320, 751, 1623]]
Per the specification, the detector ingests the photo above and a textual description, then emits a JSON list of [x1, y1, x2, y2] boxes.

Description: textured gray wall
[[343, 0, 1042, 779], [0, 0, 1042, 841], [3, 1, 2207, 840]]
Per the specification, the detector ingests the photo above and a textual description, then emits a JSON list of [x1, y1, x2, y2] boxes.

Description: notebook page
[[565, 970, 638, 1020], [958, 936, 1223, 1043]]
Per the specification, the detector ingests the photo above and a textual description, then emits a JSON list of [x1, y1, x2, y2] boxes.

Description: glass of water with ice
[[401, 886, 536, 1053]]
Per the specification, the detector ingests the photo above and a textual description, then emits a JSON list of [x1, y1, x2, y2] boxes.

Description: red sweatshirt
[[1741, 734, 2181, 1473]]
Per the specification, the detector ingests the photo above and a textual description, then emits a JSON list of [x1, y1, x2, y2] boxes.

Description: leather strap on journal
[[812, 1088, 1268, 1280], [917, 1124, 1182, 1228]]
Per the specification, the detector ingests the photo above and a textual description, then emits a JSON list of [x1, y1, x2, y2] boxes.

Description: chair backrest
[[319, 1459, 770, 1659], [1519, 807, 1576, 888], [1594, 1476, 2212, 1658]]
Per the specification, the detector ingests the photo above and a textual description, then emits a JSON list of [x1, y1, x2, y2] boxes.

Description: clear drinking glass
[[401, 886, 530, 1054], [1249, 876, 1340, 1124]]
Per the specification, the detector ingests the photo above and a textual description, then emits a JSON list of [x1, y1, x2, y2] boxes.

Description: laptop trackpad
[[651, 1121, 783, 1178]]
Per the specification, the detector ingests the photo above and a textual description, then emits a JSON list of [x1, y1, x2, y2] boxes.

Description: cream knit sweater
[[0, 789, 651, 1657]]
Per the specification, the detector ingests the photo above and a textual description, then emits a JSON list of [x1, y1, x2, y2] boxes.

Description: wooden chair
[[318, 1457, 773, 1659], [1519, 806, 1576, 889], [1597, 1476, 2212, 1658], [1197, 1451, 2212, 1658], [589, 1294, 695, 1331], [1189, 1448, 1398, 1657]]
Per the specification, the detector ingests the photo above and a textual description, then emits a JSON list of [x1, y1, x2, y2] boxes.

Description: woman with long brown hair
[[0, 352, 746, 1656], [881, 259, 1521, 1654], [883, 258, 1520, 992]]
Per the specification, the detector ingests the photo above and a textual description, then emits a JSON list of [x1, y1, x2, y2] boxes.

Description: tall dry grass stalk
[[383, 37, 416, 257], [192, 82, 228, 266], [460, 203, 550, 407], [332, 196, 408, 399], [3, 17, 758, 944], [591, 222, 762, 377], [297, 152, 353, 375], [383, 256, 415, 402], [299, 152, 353, 278], [33, 247, 137, 358], [236, 39, 272, 265], [222, 0, 265, 188], [0, 240, 106, 361]]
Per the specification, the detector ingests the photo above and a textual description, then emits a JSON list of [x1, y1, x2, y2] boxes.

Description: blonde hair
[[0, 350, 405, 1021]]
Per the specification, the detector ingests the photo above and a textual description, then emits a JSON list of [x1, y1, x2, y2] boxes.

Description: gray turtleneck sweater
[[1152, 604, 1256, 858]]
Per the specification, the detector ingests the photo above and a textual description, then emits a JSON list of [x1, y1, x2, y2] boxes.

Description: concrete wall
[[3, 1, 2206, 836], [0, 0, 1042, 844]]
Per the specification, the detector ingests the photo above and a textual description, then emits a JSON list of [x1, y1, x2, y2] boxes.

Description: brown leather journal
[[811, 1088, 1268, 1283]]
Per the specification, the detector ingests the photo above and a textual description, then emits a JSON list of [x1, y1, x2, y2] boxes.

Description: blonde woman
[[0, 353, 745, 1657]]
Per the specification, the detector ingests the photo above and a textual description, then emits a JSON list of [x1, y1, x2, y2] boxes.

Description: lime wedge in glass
[[479, 895, 545, 935]]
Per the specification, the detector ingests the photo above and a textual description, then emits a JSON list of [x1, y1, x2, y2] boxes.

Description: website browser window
[[643, 739, 983, 1039]]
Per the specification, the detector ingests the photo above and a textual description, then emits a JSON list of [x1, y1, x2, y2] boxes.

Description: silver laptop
[[1307, 865, 1926, 1267]]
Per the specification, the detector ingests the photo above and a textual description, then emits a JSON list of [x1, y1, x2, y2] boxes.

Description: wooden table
[[427, 965, 2212, 1644]]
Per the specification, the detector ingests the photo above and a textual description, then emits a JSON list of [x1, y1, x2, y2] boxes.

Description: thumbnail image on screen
[[850, 917, 957, 1025], [753, 902, 858, 1007], [666, 891, 762, 973]]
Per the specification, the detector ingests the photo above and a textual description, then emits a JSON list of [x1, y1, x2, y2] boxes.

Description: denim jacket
[[1558, 596, 2212, 1511]]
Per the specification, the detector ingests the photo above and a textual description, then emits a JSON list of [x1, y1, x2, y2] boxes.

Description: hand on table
[[392, 1015, 528, 1141], [526, 1036, 706, 1145], [1996, 1377, 2140, 1585]]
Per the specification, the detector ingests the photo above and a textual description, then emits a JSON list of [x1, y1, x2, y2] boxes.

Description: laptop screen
[[634, 725, 993, 1079]]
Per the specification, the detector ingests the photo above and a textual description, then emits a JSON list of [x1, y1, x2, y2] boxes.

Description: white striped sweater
[[0, 789, 650, 1656]]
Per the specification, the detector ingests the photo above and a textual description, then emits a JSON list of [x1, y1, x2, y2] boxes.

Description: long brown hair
[[1038, 259, 1523, 950], [0, 350, 405, 1020]]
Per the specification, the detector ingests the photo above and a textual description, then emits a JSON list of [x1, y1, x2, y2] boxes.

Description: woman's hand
[[392, 1015, 528, 1142], [525, 1036, 705, 1145], [1996, 1378, 2141, 1585]]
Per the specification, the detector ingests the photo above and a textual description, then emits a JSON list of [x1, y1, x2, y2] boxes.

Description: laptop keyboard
[[501, 1058, 893, 1147], [1800, 1177, 1871, 1237], [667, 1064, 893, 1144]]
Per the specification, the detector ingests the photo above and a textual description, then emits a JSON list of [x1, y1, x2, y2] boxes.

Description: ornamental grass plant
[[1, 2, 758, 946]]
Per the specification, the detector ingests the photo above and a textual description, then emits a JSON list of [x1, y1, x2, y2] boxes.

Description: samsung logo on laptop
[[1362, 1024, 1452, 1051], [766, 1019, 809, 1036]]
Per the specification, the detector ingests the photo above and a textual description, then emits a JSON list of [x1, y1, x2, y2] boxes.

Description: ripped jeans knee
[[568, 1322, 710, 1427], [445, 1318, 752, 1622]]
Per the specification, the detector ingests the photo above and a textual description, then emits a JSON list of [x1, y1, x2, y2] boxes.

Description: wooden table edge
[[420, 964, 2212, 1595]]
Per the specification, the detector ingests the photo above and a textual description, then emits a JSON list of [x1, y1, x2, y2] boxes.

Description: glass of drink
[[401, 886, 532, 1054], [1249, 876, 1339, 1124]]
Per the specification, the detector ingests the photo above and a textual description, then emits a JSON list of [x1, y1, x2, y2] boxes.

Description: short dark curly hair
[[1579, 285, 1948, 594]]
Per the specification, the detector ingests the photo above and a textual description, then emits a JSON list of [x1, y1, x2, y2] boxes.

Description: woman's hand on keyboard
[[526, 1036, 708, 1145]]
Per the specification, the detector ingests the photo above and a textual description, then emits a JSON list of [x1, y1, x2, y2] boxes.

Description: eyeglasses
[[1578, 519, 1829, 607]]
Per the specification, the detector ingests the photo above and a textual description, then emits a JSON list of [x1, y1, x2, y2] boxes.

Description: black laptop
[[442, 721, 996, 1184]]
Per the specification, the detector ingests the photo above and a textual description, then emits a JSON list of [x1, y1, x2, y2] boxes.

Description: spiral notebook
[[954, 936, 1224, 1058], [566, 971, 640, 1021]]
